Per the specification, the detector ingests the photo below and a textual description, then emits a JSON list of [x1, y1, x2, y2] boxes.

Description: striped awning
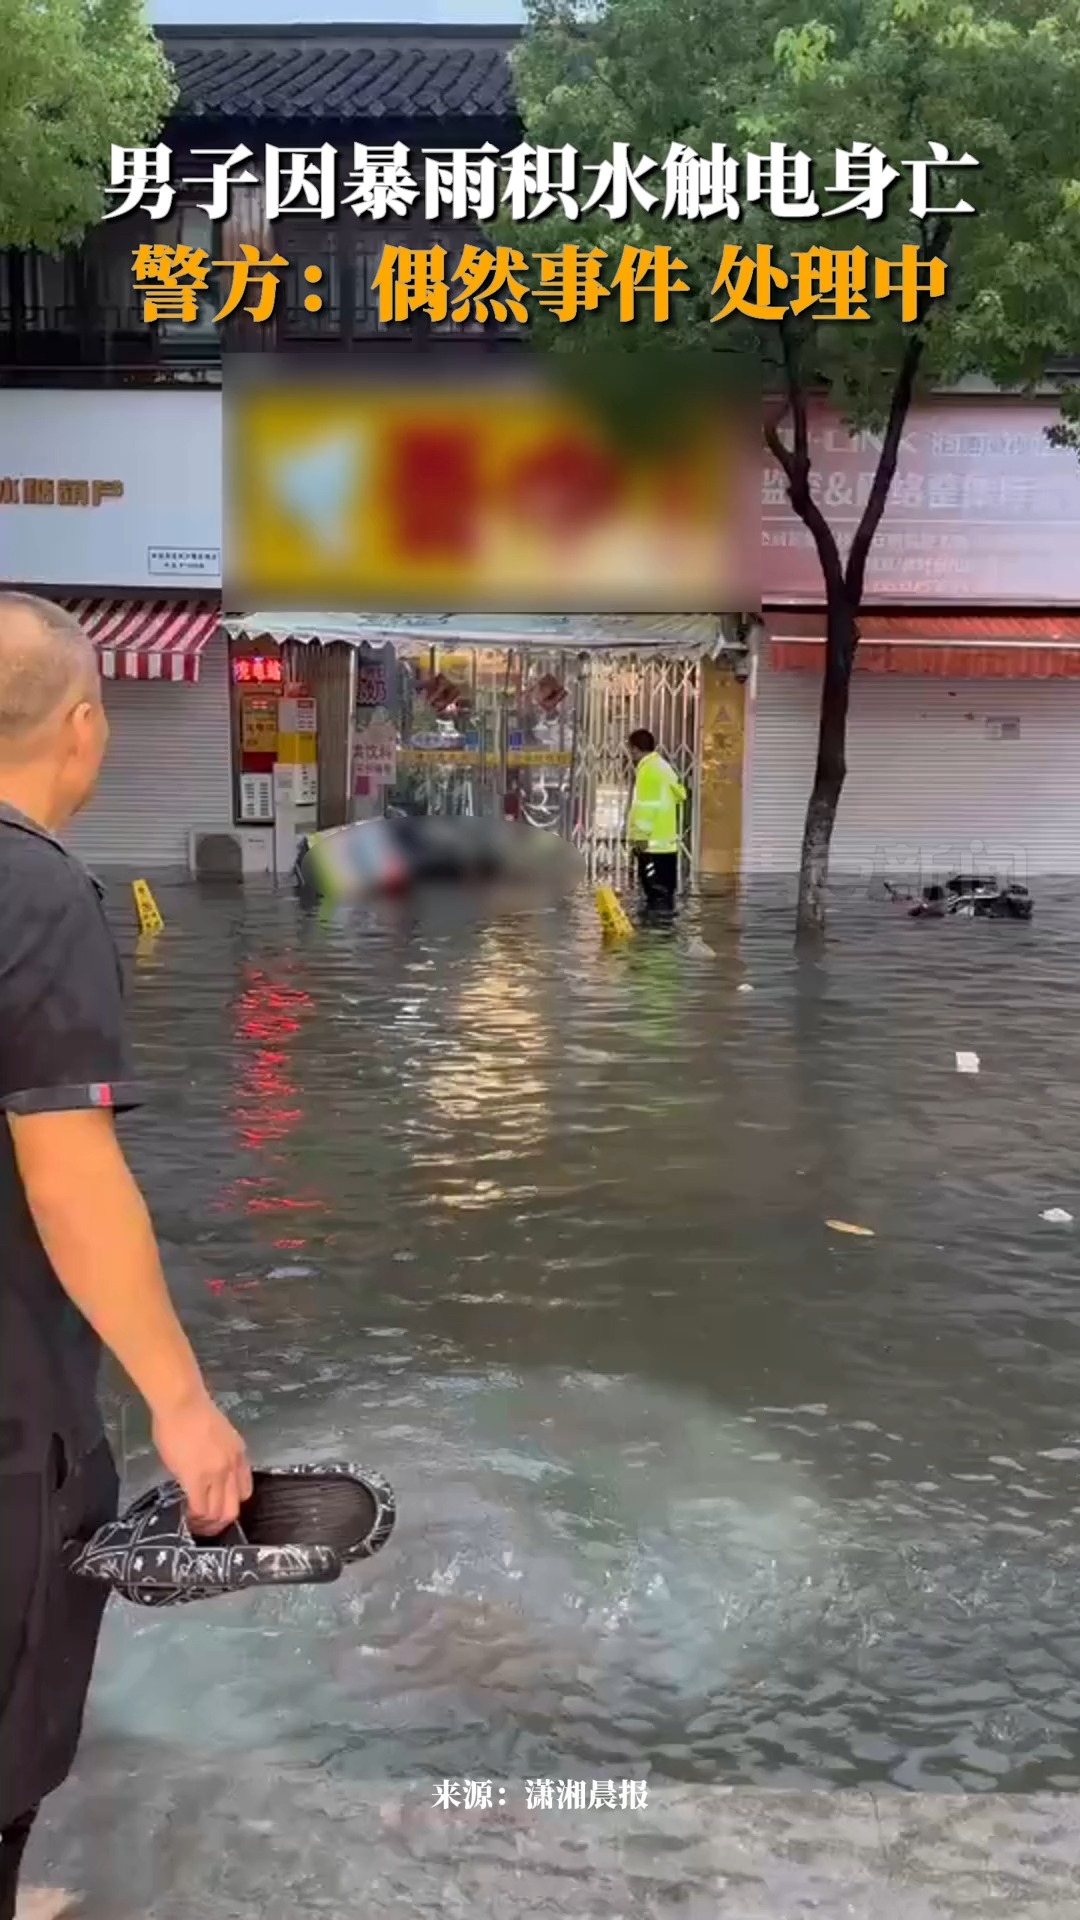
[[63, 599, 221, 682], [768, 612, 1080, 679]]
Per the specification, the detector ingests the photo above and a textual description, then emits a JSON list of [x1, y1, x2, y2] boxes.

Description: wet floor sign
[[132, 879, 164, 934], [595, 884, 634, 940]]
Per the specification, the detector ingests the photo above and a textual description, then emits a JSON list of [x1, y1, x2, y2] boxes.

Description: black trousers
[[635, 849, 679, 911], [0, 1437, 118, 1902], [0, 1808, 36, 1920]]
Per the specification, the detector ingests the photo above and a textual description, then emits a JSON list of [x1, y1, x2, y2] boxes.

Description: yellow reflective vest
[[628, 751, 686, 854]]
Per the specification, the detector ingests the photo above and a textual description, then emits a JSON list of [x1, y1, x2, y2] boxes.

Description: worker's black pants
[[635, 850, 678, 912]]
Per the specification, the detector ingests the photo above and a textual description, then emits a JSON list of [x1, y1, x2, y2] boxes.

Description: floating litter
[[737, 982, 754, 993], [955, 1051, 980, 1074], [1041, 1208, 1074, 1225], [685, 936, 715, 958], [826, 1219, 875, 1238]]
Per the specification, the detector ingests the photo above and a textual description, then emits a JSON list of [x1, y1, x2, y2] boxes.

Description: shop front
[[751, 399, 1080, 885], [746, 618, 1080, 882], [227, 613, 743, 886], [0, 388, 231, 871]]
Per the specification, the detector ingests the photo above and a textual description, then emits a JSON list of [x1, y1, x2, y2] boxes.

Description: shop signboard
[[356, 661, 389, 708], [226, 367, 751, 612], [233, 654, 283, 689], [352, 718, 397, 790], [240, 694, 279, 755], [763, 398, 1080, 605], [0, 389, 221, 589]]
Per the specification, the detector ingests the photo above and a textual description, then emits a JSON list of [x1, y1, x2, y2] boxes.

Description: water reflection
[[419, 929, 553, 1161], [89, 878, 1080, 1801]]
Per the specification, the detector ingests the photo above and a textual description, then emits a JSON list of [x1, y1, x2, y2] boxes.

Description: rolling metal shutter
[[744, 661, 1080, 880], [65, 631, 234, 870]]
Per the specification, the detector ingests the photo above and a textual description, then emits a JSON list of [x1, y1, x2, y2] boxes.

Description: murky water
[[85, 876, 1080, 1806]]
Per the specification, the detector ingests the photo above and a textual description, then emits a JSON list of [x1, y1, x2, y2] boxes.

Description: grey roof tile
[[162, 27, 517, 124]]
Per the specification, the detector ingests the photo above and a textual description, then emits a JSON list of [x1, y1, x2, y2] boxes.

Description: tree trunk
[[765, 329, 923, 945], [795, 586, 857, 940]]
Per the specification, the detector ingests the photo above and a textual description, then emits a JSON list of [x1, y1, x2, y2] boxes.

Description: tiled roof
[[162, 25, 518, 124]]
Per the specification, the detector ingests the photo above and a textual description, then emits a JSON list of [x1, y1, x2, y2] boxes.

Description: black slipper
[[67, 1461, 395, 1608]]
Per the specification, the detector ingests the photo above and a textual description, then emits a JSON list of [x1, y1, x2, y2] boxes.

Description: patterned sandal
[[66, 1462, 395, 1608]]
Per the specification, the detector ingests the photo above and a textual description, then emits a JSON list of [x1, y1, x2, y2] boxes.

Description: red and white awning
[[768, 612, 1080, 679], [62, 599, 221, 682]]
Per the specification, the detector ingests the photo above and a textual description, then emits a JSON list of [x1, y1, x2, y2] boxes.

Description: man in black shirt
[[0, 594, 252, 1918]]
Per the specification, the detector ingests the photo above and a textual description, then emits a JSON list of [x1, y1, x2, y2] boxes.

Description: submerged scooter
[[885, 873, 1034, 921]]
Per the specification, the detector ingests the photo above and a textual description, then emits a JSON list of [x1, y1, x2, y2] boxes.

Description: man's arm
[[9, 1108, 250, 1533], [0, 871, 250, 1533]]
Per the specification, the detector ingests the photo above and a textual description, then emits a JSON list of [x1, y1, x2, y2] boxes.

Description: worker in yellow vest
[[627, 728, 686, 912]]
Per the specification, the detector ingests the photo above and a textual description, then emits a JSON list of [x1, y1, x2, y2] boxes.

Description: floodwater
[[35, 875, 1080, 1912]]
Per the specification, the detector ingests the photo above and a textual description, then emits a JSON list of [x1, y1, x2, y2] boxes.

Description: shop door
[[569, 654, 702, 884]]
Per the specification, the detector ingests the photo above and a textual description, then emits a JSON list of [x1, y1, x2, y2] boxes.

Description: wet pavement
[[27, 875, 1080, 1914]]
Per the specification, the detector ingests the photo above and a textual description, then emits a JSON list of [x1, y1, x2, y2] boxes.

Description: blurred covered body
[[295, 815, 584, 904]]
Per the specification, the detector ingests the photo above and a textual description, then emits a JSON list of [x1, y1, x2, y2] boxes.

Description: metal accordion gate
[[568, 652, 703, 886]]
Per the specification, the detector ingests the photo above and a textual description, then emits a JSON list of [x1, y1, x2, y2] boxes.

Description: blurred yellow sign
[[227, 373, 743, 611], [595, 884, 634, 940], [241, 694, 278, 753], [132, 878, 164, 934]]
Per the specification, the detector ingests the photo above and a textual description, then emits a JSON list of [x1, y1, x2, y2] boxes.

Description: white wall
[[0, 389, 221, 590]]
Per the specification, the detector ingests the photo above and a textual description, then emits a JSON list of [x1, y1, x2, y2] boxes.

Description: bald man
[[0, 595, 251, 1918]]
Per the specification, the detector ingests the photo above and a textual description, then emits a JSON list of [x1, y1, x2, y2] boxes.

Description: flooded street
[[35, 877, 1080, 1914]]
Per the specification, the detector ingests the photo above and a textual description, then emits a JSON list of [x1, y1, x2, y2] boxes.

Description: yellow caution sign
[[595, 884, 634, 940], [134, 934, 161, 971], [132, 879, 164, 935]]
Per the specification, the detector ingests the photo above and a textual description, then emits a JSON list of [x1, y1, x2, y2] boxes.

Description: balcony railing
[[0, 216, 527, 383]]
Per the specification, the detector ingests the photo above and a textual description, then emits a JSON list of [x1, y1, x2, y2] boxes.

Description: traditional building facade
[[3, 22, 1079, 881]]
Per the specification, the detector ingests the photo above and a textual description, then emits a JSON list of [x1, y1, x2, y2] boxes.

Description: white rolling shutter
[[745, 661, 1080, 881], [65, 632, 233, 870]]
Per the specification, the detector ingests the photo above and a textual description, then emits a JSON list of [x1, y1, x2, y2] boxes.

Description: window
[[160, 204, 218, 340], [18, 251, 79, 333], [275, 222, 340, 338]]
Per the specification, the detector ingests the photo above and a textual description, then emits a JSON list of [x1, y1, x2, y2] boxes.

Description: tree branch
[[843, 331, 923, 605], [763, 415, 796, 483], [764, 316, 846, 601], [842, 218, 950, 606]]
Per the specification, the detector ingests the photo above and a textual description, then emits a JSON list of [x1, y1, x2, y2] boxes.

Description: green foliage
[[504, 0, 1080, 429], [0, 0, 174, 250]]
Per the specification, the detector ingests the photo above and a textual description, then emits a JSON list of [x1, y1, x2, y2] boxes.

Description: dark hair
[[629, 728, 655, 752]]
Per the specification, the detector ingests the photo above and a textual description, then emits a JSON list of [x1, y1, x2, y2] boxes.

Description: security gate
[[569, 653, 702, 885]]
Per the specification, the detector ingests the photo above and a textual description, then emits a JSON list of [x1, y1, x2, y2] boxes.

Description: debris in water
[[1041, 1208, 1074, 1225], [955, 1051, 980, 1074], [737, 982, 754, 993], [685, 936, 715, 958], [825, 1219, 875, 1238]]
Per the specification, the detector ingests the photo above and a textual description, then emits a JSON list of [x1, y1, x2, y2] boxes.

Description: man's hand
[[152, 1391, 253, 1537]]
